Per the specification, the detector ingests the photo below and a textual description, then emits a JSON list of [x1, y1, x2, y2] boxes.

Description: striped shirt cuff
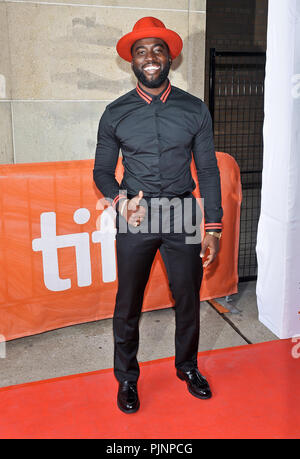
[[112, 193, 127, 209], [205, 222, 223, 232]]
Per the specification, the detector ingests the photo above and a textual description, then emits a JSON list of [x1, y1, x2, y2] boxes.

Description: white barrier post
[[256, 0, 300, 338]]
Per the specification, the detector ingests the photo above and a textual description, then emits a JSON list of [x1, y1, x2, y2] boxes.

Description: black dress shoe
[[117, 381, 140, 414], [177, 368, 212, 399]]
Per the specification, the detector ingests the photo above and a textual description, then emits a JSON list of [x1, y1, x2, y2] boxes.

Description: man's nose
[[144, 50, 157, 61]]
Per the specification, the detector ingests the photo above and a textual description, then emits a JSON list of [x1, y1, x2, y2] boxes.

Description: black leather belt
[[127, 191, 191, 200]]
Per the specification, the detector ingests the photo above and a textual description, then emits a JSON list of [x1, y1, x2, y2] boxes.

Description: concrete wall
[[0, 0, 207, 164]]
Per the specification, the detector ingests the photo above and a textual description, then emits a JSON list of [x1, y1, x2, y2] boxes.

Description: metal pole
[[209, 48, 216, 130]]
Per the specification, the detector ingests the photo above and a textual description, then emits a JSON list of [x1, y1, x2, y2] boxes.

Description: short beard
[[132, 61, 171, 89]]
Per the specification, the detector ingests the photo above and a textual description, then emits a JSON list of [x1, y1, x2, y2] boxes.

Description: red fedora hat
[[116, 17, 183, 62]]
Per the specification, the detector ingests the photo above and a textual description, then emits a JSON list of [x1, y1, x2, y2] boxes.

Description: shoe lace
[[128, 382, 137, 394]]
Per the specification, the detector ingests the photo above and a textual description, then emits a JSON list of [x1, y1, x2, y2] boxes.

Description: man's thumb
[[137, 190, 143, 203]]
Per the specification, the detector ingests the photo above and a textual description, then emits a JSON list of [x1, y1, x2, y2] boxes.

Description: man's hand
[[120, 191, 146, 227], [200, 233, 220, 268]]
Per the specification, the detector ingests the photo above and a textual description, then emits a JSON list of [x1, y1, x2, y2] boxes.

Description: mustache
[[132, 62, 171, 89]]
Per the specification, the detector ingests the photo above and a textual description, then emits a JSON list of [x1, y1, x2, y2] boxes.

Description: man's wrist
[[119, 198, 129, 217], [112, 193, 128, 212], [206, 231, 222, 240], [112, 194, 125, 209], [204, 222, 222, 236]]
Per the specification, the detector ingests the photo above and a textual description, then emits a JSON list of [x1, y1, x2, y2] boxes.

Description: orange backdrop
[[0, 153, 241, 341]]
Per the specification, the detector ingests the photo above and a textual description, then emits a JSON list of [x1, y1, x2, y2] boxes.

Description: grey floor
[[0, 280, 277, 389]]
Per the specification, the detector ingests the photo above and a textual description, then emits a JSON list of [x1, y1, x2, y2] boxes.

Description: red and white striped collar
[[136, 81, 171, 104]]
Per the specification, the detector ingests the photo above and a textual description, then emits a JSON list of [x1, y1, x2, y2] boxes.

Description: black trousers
[[113, 194, 203, 383]]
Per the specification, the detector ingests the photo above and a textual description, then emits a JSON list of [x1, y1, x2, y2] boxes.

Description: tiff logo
[[32, 207, 116, 292], [32, 197, 203, 292]]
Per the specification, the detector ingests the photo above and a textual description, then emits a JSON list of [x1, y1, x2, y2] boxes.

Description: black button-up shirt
[[93, 81, 223, 230]]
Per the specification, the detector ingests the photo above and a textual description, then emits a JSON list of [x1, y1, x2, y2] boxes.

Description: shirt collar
[[136, 80, 172, 105]]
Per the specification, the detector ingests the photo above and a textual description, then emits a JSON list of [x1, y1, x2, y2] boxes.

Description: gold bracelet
[[206, 231, 222, 239]]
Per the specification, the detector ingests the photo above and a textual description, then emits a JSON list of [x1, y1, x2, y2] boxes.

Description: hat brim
[[116, 27, 183, 62]]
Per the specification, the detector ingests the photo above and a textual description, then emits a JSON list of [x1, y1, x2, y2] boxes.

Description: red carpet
[[0, 339, 299, 439]]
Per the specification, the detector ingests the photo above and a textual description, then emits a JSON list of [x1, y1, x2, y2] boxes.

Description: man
[[93, 17, 223, 414]]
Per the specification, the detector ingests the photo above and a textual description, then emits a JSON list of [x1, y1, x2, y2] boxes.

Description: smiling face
[[131, 37, 171, 89]]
